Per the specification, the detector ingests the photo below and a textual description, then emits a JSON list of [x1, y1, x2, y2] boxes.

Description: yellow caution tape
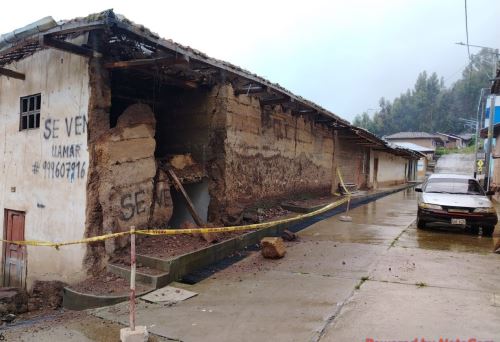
[[336, 167, 351, 195], [0, 196, 350, 248]]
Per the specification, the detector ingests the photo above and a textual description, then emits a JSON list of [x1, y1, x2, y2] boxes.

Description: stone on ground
[[281, 229, 297, 241], [261, 237, 286, 259]]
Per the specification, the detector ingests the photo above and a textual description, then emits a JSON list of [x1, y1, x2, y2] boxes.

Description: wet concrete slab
[[93, 268, 358, 342], [300, 189, 417, 245], [269, 240, 387, 280], [371, 245, 500, 293], [321, 280, 500, 341]]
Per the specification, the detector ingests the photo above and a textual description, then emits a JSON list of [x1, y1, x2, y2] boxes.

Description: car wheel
[[469, 226, 479, 235], [416, 216, 426, 229], [482, 226, 495, 236]]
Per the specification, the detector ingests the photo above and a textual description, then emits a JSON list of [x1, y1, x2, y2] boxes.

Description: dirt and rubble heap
[[0, 287, 28, 315]]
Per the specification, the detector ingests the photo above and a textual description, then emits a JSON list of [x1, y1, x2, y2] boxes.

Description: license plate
[[451, 218, 466, 225]]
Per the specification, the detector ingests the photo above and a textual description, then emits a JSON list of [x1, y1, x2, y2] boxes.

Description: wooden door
[[3, 210, 26, 288], [373, 158, 379, 189]]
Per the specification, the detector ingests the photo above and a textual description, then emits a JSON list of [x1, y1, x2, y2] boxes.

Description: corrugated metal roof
[[384, 132, 441, 139], [390, 142, 435, 152]]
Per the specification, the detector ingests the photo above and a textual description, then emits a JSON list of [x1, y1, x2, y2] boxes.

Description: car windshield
[[424, 178, 485, 195]]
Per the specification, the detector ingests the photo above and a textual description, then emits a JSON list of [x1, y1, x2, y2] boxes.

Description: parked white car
[[415, 173, 498, 236]]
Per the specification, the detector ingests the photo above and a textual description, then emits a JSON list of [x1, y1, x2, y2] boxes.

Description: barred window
[[20, 94, 41, 130]]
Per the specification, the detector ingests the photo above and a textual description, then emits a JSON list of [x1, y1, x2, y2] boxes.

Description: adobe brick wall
[[222, 84, 334, 210]]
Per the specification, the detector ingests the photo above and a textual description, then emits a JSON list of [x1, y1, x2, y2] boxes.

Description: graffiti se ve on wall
[[32, 115, 87, 181], [119, 182, 171, 222]]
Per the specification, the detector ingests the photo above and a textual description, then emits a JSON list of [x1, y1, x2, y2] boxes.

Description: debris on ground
[[261, 237, 286, 259], [28, 280, 66, 312], [71, 272, 151, 296], [281, 229, 298, 241], [0, 287, 28, 315]]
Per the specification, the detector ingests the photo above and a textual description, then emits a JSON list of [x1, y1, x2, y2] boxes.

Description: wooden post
[[166, 169, 205, 226], [129, 226, 136, 331]]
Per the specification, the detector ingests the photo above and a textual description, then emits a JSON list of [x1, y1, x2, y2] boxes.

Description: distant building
[[435, 132, 465, 149], [389, 142, 433, 180], [384, 132, 444, 150], [457, 133, 474, 146]]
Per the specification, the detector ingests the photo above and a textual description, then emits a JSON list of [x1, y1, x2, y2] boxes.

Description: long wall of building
[[222, 85, 334, 210], [369, 150, 408, 188], [0, 46, 90, 288]]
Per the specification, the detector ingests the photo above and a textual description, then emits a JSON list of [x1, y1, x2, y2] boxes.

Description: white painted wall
[[369, 150, 408, 188], [0, 47, 90, 288]]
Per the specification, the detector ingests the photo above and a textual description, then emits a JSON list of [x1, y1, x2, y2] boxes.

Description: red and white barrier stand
[[120, 226, 149, 342]]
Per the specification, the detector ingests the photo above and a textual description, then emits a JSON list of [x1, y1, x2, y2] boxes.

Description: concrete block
[[120, 326, 148, 342], [261, 237, 286, 259]]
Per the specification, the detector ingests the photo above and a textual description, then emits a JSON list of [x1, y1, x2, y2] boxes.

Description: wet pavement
[[5, 188, 500, 341]]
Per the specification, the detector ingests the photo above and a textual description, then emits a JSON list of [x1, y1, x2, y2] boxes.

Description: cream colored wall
[[369, 150, 408, 188], [0, 48, 90, 288]]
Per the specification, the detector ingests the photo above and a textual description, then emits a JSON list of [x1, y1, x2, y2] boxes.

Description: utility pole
[[485, 95, 495, 190], [484, 49, 498, 190], [474, 89, 484, 177]]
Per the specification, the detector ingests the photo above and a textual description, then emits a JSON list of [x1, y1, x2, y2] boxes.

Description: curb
[[62, 287, 154, 311]]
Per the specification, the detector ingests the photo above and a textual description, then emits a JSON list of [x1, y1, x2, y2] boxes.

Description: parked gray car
[[415, 173, 498, 236]]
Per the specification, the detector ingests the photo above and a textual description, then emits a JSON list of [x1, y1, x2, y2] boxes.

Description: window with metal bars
[[20, 94, 41, 130]]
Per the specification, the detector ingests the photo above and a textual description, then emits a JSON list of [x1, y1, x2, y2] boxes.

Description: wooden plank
[[234, 86, 267, 95], [0, 67, 25, 80], [40, 35, 102, 58], [104, 56, 189, 69], [166, 169, 205, 227], [260, 96, 290, 106]]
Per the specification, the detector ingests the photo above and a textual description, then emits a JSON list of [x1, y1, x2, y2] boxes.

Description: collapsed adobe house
[[0, 10, 420, 288]]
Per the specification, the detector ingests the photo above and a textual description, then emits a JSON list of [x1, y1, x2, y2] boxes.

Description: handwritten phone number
[[42, 161, 86, 180]]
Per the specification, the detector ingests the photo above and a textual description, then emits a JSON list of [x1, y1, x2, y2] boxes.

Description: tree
[[354, 48, 495, 137]]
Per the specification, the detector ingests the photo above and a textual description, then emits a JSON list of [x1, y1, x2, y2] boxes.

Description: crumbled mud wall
[[155, 86, 227, 222], [223, 85, 334, 210], [84, 57, 111, 272], [95, 104, 173, 253]]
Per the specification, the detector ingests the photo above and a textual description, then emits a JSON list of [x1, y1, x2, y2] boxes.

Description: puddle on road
[[397, 223, 500, 255], [302, 189, 418, 245]]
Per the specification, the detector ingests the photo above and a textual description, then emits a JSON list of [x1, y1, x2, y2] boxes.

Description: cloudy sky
[[1, 0, 499, 122]]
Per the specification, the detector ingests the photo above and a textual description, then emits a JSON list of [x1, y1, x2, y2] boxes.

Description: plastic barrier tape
[[0, 196, 350, 248]]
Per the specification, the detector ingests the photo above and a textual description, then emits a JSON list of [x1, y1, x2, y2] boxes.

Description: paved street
[[6, 188, 500, 341]]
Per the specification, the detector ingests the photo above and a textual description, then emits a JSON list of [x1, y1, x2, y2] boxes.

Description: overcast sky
[[1, 0, 499, 122]]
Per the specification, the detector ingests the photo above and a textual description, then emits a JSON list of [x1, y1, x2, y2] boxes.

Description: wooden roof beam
[[0, 67, 25, 80], [234, 85, 267, 95], [260, 96, 290, 106], [104, 56, 189, 69], [40, 35, 102, 58]]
